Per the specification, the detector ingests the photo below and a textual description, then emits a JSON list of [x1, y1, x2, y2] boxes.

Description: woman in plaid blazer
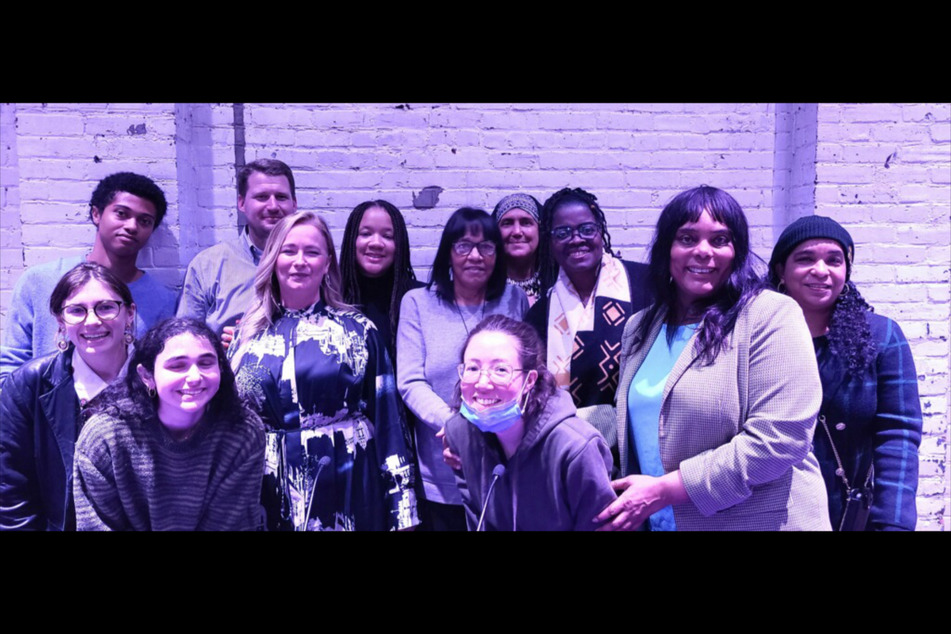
[[596, 186, 831, 531]]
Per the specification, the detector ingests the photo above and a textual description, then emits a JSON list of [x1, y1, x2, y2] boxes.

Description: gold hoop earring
[[56, 329, 70, 351]]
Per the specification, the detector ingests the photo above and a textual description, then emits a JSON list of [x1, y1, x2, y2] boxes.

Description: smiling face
[[450, 227, 496, 295], [778, 238, 847, 317], [238, 172, 297, 249], [550, 202, 604, 285], [91, 191, 158, 257], [460, 330, 536, 412], [355, 206, 396, 278], [59, 279, 134, 363], [670, 209, 736, 310], [276, 222, 331, 310], [498, 208, 539, 262], [138, 332, 221, 439]]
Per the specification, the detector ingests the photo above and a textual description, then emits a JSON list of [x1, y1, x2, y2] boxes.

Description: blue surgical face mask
[[459, 381, 530, 434]]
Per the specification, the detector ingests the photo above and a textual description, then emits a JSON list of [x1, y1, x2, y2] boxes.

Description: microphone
[[477, 464, 506, 532], [302, 456, 332, 531]]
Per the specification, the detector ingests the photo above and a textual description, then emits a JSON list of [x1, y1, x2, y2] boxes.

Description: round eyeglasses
[[551, 222, 600, 243], [458, 363, 526, 386], [61, 300, 125, 325], [452, 240, 497, 257]]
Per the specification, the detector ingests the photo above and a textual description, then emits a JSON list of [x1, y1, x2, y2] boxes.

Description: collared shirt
[[176, 229, 261, 335], [72, 344, 134, 407]]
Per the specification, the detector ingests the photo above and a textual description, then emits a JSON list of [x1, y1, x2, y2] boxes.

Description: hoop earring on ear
[[840, 283, 850, 297], [56, 329, 70, 351], [147, 385, 157, 398], [777, 280, 787, 294]]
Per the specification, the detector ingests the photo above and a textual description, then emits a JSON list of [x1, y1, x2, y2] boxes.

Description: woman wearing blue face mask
[[444, 315, 617, 531]]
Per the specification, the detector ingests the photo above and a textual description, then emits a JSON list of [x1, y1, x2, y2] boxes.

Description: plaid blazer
[[616, 290, 832, 530]]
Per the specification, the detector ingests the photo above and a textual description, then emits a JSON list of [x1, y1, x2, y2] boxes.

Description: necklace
[[454, 299, 486, 336], [508, 270, 541, 300]]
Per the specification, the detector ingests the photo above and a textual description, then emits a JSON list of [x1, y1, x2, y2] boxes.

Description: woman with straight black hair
[[398, 207, 528, 530], [339, 199, 423, 362], [769, 216, 922, 530], [597, 186, 830, 531]]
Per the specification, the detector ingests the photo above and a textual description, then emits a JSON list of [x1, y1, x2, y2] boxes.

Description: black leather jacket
[[0, 350, 82, 530]]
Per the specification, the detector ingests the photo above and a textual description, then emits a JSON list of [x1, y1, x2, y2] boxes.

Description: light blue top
[[0, 255, 177, 385], [627, 322, 696, 532], [176, 229, 263, 336]]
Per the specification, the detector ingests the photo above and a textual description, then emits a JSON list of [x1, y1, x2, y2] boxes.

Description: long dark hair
[[768, 269, 877, 375], [92, 318, 247, 426], [429, 207, 507, 302], [452, 314, 557, 425], [340, 200, 417, 342], [537, 187, 615, 292], [637, 186, 766, 365]]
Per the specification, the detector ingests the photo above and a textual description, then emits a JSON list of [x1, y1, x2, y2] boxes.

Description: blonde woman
[[230, 211, 418, 531]]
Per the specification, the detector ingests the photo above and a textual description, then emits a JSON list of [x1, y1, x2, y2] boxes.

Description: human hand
[[594, 475, 665, 531], [436, 427, 462, 470], [221, 324, 237, 350]]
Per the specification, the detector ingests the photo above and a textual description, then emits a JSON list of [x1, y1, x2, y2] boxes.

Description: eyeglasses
[[458, 363, 526, 386], [61, 300, 125, 325], [551, 222, 600, 243], [452, 240, 497, 257]]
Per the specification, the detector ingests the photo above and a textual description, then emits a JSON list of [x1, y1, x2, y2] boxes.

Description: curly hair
[[451, 314, 558, 425], [637, 185, 767, 365], [537, 187, 615, 292], [339, 200, 417, 345], [88, 172, 168, 227], [91, 318, 247, 427]]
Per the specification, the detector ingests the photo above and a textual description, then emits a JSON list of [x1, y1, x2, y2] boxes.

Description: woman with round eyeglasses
[[768, 216, 922, 530], [525, 188, 650, 473], [1, 263, 136, 530], [492, 193, 544, 306], [398, 207, 528, 530], [231, 211, 418, 531], [444, 315, 616, 530], [74, 317, 265, 530]]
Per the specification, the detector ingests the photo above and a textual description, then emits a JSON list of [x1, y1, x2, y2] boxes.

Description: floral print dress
[[231, 301, 418, 531]]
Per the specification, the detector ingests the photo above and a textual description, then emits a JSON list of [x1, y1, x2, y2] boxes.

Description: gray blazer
[[616, 290, 831, 530]]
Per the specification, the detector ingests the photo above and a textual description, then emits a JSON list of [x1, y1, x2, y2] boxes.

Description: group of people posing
[[0, 159, 923, 531]]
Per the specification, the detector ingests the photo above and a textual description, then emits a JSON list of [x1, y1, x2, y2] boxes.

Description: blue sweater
[[0, 256, 177, 385]]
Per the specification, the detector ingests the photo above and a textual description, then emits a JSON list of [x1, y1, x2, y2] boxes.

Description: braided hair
[[537, 187, 615, 292]]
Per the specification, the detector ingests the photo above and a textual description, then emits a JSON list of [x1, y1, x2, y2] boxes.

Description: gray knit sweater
[[397, 284, 528, 504], [74, 398, 265, 531]]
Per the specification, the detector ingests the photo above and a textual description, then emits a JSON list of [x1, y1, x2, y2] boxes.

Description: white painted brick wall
[[816, 102, 951, 531], [1, 103, 23, 339], [1, 102, 947, 530]]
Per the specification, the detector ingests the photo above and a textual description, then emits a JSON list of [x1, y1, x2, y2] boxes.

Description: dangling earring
[[777, 280, 787, 294], [56, 329, 70, 351], [840, 283, 850, 297], [147, 385, 157, 398], [124, 325, 134, 345]]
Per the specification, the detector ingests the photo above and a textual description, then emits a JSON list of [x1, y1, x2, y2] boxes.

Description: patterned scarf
[[546, 252, 632, 409]]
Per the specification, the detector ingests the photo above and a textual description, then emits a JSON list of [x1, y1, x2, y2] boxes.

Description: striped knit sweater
[[73, 398, 265, 531]]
